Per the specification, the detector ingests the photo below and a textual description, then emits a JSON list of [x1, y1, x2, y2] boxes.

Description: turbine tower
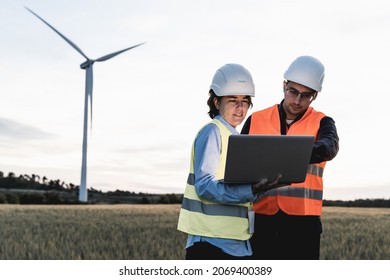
[[26, 7, 144, 202]]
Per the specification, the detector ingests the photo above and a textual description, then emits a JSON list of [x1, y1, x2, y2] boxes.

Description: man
[[241, 55, 339, 259]]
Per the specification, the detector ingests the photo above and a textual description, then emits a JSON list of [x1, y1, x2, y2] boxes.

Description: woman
[[177, 63, 280, 259]]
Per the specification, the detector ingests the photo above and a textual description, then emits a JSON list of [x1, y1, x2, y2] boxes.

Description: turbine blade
[[85, 66, 93, 129], [25, 6, 89, 60], [95, 42, 145, 62]]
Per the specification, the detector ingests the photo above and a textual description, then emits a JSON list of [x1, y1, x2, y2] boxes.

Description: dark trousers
[[250, 211, 322, 260], [186, 241, 251, 260]]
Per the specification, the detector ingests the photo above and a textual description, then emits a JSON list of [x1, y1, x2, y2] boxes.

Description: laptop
[[223, 135, 315, 184]]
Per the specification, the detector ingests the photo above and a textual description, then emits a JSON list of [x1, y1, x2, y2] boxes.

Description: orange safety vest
[[249, 104, 326, 216]]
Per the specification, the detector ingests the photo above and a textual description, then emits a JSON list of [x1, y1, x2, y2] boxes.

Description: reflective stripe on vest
[[182, 196, 248, 218], [249, 104, 326, 216], [307, 164, 324, 177], [177, 119, 252, 240], [263, 185, 323, 200]]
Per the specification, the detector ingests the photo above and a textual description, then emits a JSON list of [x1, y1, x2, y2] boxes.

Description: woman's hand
[[251, 174, 283, 195]]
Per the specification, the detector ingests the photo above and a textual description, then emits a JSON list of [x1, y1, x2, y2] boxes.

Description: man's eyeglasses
[[285, 87, 317, 102]]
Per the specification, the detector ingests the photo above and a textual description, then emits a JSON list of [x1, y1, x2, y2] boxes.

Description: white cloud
[[0, 117, 54, 141]]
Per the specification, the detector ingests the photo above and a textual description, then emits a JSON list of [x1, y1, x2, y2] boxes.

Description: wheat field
[[0, 204, 389, 260]]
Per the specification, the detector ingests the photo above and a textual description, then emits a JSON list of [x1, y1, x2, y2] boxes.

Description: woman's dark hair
[[207, 90, 221, 119], [207, 89, 253, 119]]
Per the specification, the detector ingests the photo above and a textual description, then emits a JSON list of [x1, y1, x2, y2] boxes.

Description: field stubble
[[0, 204, 388, 260], [321, 207, 390, 259]]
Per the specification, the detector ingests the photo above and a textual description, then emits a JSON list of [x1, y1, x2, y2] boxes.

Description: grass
[[0, 205, 388, 260], [0, 204, 186, 260], [320, 207, 390, 259]]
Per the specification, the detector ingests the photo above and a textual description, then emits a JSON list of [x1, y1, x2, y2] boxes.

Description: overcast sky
[[1, 0, 389, 200]]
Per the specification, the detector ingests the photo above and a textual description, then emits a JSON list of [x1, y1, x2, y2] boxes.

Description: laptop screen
[[223, 135, 314, 184]]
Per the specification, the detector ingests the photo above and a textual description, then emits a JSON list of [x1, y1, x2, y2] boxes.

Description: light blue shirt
[[185, 115, 258, 257]]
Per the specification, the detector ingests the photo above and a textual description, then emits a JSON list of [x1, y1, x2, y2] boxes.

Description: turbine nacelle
[[80, 59, 95, 69]]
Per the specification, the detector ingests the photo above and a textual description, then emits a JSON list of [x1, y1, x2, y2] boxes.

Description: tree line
[[0, 171, 182, 204], [0, 171, 388, 207]]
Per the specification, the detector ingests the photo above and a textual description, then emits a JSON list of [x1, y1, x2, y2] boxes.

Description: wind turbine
[[26, 7, 144, 202]]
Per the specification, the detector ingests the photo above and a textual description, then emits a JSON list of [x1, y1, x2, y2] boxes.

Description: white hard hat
[[284, 56, 325, 92], [210, 63, 255, 97]]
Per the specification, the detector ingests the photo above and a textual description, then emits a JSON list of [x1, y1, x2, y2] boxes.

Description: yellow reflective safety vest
[[177, 119, 253, 241], [249, 105, 326, 216]]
